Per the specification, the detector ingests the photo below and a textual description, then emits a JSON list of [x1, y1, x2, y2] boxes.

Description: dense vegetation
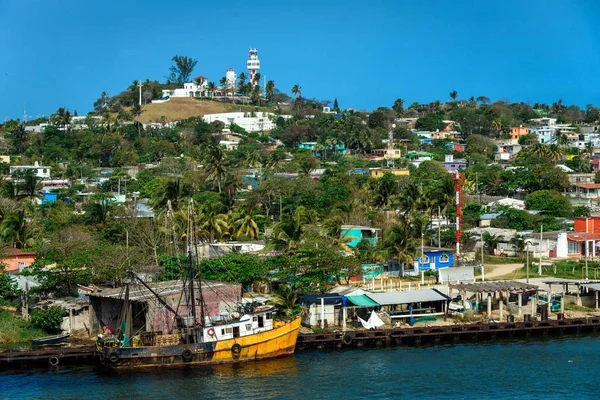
[[0, 56, 597, 304]]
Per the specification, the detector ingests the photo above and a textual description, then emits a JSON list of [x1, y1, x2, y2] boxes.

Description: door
[[233, 326, 240, 338]]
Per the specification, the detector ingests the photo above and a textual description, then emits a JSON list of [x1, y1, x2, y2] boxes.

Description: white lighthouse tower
[[247, 48, 260, 86], [226, 68, 237, 89]]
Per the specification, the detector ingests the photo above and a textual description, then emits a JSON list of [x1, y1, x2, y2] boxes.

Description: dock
[[0, 346, 95, 368], [296, 317, 600, 350]]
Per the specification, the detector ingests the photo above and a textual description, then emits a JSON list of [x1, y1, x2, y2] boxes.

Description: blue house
[[340, 225, 381, 248], [415, 249, 454, 272]]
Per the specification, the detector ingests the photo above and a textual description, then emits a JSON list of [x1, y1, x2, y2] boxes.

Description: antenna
[[387, 123, 396, 168]]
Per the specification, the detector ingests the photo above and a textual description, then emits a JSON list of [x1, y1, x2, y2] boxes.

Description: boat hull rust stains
[[98, 317, 301, 369]]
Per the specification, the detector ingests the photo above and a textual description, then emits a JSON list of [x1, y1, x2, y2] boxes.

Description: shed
[[301, 293, 342, 328], [365, 289, 451, 319]]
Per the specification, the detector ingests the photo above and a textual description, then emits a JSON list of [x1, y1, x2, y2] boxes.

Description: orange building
[[574, 217, 600, 234], [1, 249, 36, 273], [510, 125, 529, 140]]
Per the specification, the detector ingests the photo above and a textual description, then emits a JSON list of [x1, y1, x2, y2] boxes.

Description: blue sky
[[1, 0, 600, 120]]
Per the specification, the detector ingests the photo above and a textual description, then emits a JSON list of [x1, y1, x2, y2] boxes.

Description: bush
[[31, 306, 64, 333]]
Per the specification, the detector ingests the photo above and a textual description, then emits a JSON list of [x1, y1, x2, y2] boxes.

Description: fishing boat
[[31, 333, 70, 346], [96, 201, 301, 369]]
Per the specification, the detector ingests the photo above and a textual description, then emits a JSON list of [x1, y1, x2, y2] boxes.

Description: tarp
[[359, 311, 385, 329], [345, 294, 379, 307]]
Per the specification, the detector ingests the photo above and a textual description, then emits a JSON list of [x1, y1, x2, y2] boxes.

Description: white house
[[203, 112, 290, 133], [10, 161, 51, 178], [162, 77, 209, 98]]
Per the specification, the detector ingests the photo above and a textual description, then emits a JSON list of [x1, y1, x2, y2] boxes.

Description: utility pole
[[526, 243, 530, 284], [538, 224, 543, 275], [421, 232, 425, 285], [585, 240, 589, 280], [480, 229, 485, 281], [438, 206, 441, 249], [138, 80, 143, 106]]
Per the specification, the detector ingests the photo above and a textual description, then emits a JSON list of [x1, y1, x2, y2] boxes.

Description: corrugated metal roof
[[581, 283, 600, 291], [345, 294, 379, 307], [366, 289, 450, 306], [88, 280, 239, 302]]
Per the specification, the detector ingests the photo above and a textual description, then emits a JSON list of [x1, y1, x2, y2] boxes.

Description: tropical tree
[[482, 231, 500, 255], [265, 80, 275, 102], [168, 55, 197, 85], [203, 144, 228, 193], [197, 201, 229, 243], [219, 77, 228, 96], [206, 82, 216, 99], [449, 90, 458, 101], [376, 219, 418, 271], [291, 84, 302, 98], [392, 98, 404, 116], [509, 234, 525, 257], [231, 207, 264, 240]]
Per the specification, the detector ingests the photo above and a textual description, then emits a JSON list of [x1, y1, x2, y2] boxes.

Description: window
[[421, 255, 430, 264], [225, 327, 233, 334], [245, 324, 252, 330], [568, 241, 580, 254], [266, 313, 272, 320], [221, 329, 225, 335], [439, 254, 450, 263], [253, 316, 258, 322]]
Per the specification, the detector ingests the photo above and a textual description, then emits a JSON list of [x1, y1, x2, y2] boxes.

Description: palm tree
[[231, 207, 264, 240], [491, 118, 503, 136], [219, 77, 228, 97], [553, 129, 569, 147], [376, 220, 418, 272], [252, 72, 261, 86], [273, 206, 317, 252], [130, 104, 144, 136], [206, 82, 216, 99], [546, 144, 563, 164], [265, 80, 275, 102], [203, 144, 228, 193], [509, 234, 525, 257], [250, 85, 261, 105], [0, 209, 33, 248], [16, 170, 41, 201], [483, 231, 500, 255], [198, 201, 229, 243], [271, 284, 301, 317], [151, 178, 191, 212], [291, 84, 302, 98], [84, 194, 116, 225], [449, 90, 458, 101]]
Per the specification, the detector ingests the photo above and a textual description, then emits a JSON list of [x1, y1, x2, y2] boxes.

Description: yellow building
[[369, 168, 410, 178]]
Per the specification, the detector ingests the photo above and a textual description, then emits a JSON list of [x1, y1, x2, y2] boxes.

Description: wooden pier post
[[517, 293, 522, 316], [487, 294, 492, 317], [499, 300, 503, 321], [548, 292, 552, 316], [560, 292, 565, 314]]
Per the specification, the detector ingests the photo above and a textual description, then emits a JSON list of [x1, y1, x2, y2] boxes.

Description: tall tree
[[168, 55, 198, 85], [265, 80, 275, 102], [206, 82, 216, 99], [392, 98, 404, 116], [291, 84, 302, 98], [449, 90, 458, 101]]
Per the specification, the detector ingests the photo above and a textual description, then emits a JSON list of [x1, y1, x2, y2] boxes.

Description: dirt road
[[484, 263, 524, 279]]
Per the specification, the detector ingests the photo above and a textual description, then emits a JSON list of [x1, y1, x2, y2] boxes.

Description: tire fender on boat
[[343, 334, 353, 345], [49, 356, 59, 366], [108, 351, 120, 363], [231, 343, 242, 355], [182, 349, 193, 362]]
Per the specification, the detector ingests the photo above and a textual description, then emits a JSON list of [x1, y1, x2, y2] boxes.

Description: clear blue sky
[[2, 0, 600, 120]]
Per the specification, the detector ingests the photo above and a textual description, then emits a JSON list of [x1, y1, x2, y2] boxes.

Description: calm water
[[2, 337, 600, 400]]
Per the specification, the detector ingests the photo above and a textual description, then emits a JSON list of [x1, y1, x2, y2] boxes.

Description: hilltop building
[[247, 48, 260, 86]]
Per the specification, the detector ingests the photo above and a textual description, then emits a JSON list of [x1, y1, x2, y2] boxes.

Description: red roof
[[574, 183, 600, 190], [567, 232, 600, 242], [1, 248, 36, 257]]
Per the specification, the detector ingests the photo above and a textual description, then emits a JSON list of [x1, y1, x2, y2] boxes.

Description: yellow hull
[[99, 317, 301, 369]]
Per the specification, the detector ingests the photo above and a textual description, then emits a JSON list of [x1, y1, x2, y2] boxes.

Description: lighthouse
[[247, 48, 260, 86]]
